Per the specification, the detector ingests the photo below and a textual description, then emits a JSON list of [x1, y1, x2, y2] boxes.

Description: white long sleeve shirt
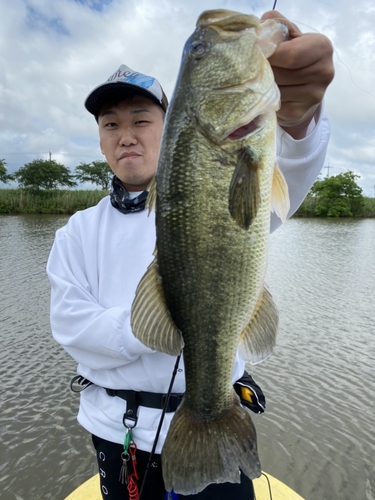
[[47, 108, 330, 452]]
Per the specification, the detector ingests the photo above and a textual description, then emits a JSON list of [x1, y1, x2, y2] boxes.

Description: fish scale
[[131, 8, 290, 495]]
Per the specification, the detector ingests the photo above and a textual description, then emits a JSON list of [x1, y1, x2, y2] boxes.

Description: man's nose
[[119, 126, 137, 146]]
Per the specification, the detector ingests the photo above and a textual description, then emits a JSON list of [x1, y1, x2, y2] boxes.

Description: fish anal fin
[[162, 395, 261, 495], [239, 286, 278, 364], [271, 162, 290, 224], [229, 147, 261, 230], [131, 258, 184, 356]]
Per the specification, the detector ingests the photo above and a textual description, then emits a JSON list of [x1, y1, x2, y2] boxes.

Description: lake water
[[0, 214, 374, 500]]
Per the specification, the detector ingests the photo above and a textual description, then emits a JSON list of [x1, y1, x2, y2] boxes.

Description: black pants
[[92, 435, 255, 500]]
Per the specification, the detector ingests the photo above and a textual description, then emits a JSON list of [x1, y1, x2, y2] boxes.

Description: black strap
[[70, 376, 183, 414], [106, 388, 184, 413]]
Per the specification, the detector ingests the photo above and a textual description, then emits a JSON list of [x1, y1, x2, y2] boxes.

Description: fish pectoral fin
[[239, 286, 278, 364], [271, 162, 290, 224], [131, 258, 184, 356], [146, 176, 157, 213], [229, 147, 261, 230]]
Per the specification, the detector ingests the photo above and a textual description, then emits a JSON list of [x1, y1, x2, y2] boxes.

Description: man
[[47, 11, 334, 500]]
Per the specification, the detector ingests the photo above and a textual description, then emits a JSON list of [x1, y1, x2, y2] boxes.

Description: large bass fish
[[132, 9, 290, 495]]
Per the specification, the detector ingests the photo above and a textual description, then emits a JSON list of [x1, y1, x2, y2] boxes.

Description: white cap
[[85, 64, 168, 117]]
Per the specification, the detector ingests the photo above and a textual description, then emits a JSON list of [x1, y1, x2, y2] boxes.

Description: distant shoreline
[[0, 189, 374, 217], [0, 189, 107, 214], [294, 194, 375, 218]]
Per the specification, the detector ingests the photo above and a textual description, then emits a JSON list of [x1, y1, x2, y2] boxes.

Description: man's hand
[[261, 11, 334, 139]]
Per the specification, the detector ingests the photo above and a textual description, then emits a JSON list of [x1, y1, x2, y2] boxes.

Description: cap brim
[[85, 82, 167, 117]]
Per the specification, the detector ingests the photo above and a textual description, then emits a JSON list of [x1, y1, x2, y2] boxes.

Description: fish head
[[172, 9, 288, 146]]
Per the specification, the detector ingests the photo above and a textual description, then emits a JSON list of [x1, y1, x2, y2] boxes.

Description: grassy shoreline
[[0, 189, 375, 217], [0, 189, 108, 214]]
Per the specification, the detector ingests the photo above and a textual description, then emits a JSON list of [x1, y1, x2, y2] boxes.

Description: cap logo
[[123, 73, 155, 90], [107, 68, 155, 90]]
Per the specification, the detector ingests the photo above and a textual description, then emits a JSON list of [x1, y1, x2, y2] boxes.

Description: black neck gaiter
[[109, 175, 148, 214]]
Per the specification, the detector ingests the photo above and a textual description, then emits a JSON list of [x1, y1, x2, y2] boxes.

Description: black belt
[[70, 376, 184, 427], [106, 388, 184, 427]]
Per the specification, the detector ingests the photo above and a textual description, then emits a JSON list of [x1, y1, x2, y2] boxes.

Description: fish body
[[132, 9, 289, 495]]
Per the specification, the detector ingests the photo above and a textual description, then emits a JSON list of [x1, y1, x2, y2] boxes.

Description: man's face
[[98, 95, 165, 191]]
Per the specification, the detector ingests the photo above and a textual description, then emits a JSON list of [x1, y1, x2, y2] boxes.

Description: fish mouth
[[224, 84, 279, 141], [228, 115, 264, 140]]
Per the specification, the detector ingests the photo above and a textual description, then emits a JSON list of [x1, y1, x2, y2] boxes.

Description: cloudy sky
[[1, 0, 374, 195]]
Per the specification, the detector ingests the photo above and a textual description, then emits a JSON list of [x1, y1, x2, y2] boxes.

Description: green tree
[[75, 161, 113, 190], [310, 171, 364, 217], [0, 159, 14, 184], [14, 159, 77, 190]]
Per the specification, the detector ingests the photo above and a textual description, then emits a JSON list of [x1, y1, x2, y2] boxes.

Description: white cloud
[[0, 0, 374, 195]]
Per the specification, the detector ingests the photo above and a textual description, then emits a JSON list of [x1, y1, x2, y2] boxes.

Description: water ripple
[[1, 216, 374, 499]]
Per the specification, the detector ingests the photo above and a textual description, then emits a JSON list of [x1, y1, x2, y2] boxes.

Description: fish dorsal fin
[[271, 162, 290, 223], [229, 147, 261, 230], [146, 176, 157, 214], [131, 258, 184, 356], [239, 286, 278, 364]]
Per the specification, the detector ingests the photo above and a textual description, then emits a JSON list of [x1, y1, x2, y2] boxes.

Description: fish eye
[[190, 41, 208, 58]]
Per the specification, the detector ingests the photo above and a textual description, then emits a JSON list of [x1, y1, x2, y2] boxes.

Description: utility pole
[[49, 150, 52, 161], [325, 163, 333, 177]]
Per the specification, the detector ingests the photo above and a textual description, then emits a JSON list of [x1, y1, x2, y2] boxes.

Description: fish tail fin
[[162, 396, 261, 495]]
